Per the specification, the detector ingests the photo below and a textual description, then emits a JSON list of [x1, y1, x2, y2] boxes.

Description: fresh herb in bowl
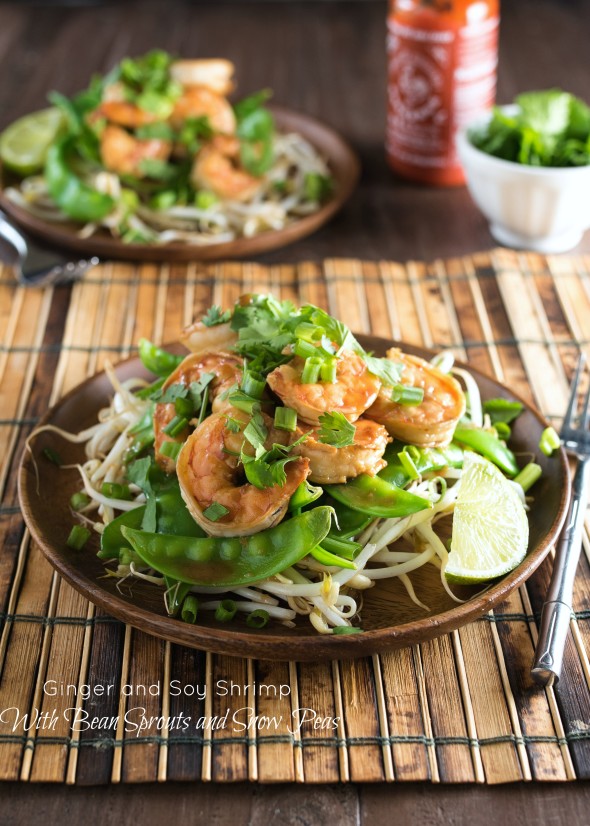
[[469, 89, 590, 167]]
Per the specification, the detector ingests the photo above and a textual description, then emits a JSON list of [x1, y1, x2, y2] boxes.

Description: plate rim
[[18, 336, 571, 660], [0, 105, 360, 262]]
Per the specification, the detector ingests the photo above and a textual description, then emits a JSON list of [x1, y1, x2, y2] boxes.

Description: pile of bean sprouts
[[32, 352, 513, 634], [5, 132, 332, 246]]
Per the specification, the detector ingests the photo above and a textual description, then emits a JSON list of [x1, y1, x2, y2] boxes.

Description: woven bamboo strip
[[0, 542, 55, 779], [371, 654, 395, 781], [419, 635, 475, 783], [166, 646, 207, 782], [338, 657, 385, 782], [287, 661, 304, 782], [294, 660, 341, 783], [255, 658, 295, 782], [470, 252, 571, 781], [200, 651, 213, 782], [65, 601, 95, 784], [457, 623, 522, 783], [119, 630, 166, 783], [210, 654, 249, 782], [157, 642, 171, 782], [27, 582, 89, 782], [378, 649, 431, 781], [331, 660, 350, 782]]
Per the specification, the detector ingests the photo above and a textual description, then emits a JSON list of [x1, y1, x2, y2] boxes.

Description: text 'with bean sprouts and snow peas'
[[39, 295, 547, 635], [1, 51, 333, 245]]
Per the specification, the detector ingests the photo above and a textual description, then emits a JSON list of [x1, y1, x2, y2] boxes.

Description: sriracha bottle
[[386, 0, 499, 185]]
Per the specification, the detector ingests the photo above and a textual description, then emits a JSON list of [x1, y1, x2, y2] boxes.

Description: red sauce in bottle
[[386, 0, 499, 185]]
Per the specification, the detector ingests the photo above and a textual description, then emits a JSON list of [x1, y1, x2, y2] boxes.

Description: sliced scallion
[[101, 482, 132, 500], [539, 426, 560, 456], [202, 501, 230, 522], [514, 462, 543, 493], [301, 357, 322, 384], [66, 525, 91, 551], [274, 406, 297, 432], [181, 595, 199, 624], [246, 609, 270, 629], [215, 599, 237, 623], [391, 384, 424, 405], [163, 415, 189, 437], [70, 491, 91, 511], [159, 440, 182, 461]]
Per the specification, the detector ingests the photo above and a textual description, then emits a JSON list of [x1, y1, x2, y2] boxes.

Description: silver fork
[[531, 353, 590, 686], [0, 210, 98, 286]]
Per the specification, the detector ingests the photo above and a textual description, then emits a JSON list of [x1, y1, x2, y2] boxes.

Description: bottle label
[[386, 13, 498, 172]]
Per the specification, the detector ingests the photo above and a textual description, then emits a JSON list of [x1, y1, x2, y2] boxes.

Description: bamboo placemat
[[0, 250, 589, 785]]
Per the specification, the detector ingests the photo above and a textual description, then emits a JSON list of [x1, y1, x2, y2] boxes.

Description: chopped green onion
[[301, 357, 322, 384], [149, 189, 176, 211], [228, 388, 260, 414], [203, 501, 230, 522], [332, 626, 363, 635], [539, 426, 561, 456], [181, 595, 199, 624], [70, 492, 91, 511], [289, 480, 323, 511], [101, 482, 132, 500], [215, 599, 237, 623], [194, 190, 218, 210], [246, 609, 270, 629], [274, 407, 297, 432], [294, 339, 318, 359], [514, 462, 543, 493], [174, 396, 194, 418], [241, 371, 266, 399], [66, 525, 91, 550], [321, 534, 361, 560], [42, 447, 63, 466], [397, 449, 420, 481], [197, 386, 210, 426], [391, 384, 425, 405], [320, 358, 337, 383], [494, 422, 511, 440], [310, 545, 356, 570], [163, 415, 189, 437], [159, 440, 182, 461]]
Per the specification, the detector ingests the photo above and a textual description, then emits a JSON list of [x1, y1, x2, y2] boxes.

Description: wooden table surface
[[1, 0, 590, 822]]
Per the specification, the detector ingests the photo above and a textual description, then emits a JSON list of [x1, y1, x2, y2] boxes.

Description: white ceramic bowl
[[457, 106, 590, 253]]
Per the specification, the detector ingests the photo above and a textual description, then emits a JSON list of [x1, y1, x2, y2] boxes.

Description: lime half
[[446, 452, 528, 584], [0, 107, 65, 176]]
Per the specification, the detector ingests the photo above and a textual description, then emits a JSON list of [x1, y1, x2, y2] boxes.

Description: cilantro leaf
[[317, 412, 356, 448], [159, 383, 189, 404], [363, 355, 403, 387], [202, 305, 231, 327]]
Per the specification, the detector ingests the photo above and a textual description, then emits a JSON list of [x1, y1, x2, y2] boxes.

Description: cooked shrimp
[[267, 352, 382, 425], [191, 135, 262, 202], [169, 87, 236, 133], [177, 411, 309, 536], [294, 419, 390, 484], [179, 320, 238, 355], [97, 82, 161, 128], [154, 351, 243, 472], [100, 124, 171, 177], [366, 348, 466, 448], [170, 59, 235, 95]]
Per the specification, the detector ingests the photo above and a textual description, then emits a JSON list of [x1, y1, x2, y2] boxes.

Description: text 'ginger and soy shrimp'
[[366, 348, 466, 448]]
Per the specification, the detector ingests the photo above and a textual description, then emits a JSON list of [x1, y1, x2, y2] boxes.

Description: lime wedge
[[0, 107, 65, 175], [446, 452, 528, 583]]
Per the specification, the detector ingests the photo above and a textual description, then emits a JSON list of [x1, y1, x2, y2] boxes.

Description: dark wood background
[[1, 0, 590, 822]]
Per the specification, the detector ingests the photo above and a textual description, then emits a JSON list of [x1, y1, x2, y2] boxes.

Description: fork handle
[[531, 458, 590, 686]]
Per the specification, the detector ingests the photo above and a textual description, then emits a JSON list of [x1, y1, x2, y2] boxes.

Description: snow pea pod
[[45, 137, 115, 221], [326, 475, 431, 519], [379, 441, 463, 488], [452, 425, 519, 477], [98, 479, 205, 559], [138, 338, 184, 377], [120, 506, 332, 587], [324, 494, 374, 540]]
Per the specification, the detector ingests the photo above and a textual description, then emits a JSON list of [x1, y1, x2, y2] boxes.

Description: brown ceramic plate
[[0, 106, 359, 262], [18, 336, 569, 661]]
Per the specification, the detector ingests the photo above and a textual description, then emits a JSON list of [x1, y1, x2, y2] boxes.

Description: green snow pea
[[120, 506, 332, 587], [324, 494, 374, 540], [138, 338, 184, 377], [98, 478, 204, 560], [326, 475, 431, 519], [452, 425, 519, 477], [45, 137, 115, 221], [379, 441, 464, 488]]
